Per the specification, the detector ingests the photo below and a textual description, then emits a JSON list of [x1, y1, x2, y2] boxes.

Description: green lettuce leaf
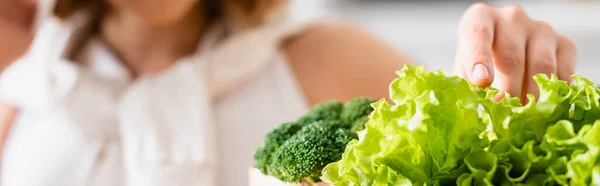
[[322, 65, 600, 186], [322, 65, 489, 185]]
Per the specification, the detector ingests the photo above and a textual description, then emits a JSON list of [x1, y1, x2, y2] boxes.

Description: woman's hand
[[453, 3, 576, 102], [0, 0, 36, 73]]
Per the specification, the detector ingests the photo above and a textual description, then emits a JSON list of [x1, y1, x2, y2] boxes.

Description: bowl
[[248, 168, 331, 186]]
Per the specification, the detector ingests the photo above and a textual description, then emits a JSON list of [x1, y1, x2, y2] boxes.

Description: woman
[[0, 0, 576, 185]]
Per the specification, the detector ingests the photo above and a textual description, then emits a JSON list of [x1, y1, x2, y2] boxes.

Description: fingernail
[[472, 64, 490, 80]]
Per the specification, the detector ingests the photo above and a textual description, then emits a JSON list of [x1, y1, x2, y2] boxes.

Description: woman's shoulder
[[282, 22, 416, 105], [0, 15, 87, 109]]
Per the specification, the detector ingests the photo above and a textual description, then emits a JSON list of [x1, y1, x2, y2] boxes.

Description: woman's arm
[[0, 102, 18, 159], [284, 23, 415, 105]]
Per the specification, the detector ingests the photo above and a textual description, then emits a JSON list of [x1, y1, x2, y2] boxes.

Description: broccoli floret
[[254, 98, 370, 182], [340, 97, 374, 124], [321, 119, 358, 139], [350, 116, 369, 133], [254, 122, 303, 175], [341, 97, 375, 130], [297, 101, 343, 126], [253, 147, 271, 173], [319, 119, 347, 129], [269, 121, 354, 183]]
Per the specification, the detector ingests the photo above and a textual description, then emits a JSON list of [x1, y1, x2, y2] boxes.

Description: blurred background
[[289, 0, 600, 82]]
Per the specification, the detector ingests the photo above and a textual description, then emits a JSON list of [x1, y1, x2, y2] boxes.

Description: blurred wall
[[289, 0, 600, 82]]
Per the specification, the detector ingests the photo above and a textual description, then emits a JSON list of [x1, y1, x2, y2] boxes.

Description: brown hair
[[53, 0, 287, 27]]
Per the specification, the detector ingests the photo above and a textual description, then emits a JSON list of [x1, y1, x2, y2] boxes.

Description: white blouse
[[0, 11, 311, 186]]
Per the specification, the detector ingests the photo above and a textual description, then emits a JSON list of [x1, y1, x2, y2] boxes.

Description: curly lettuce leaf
[[322, 65, 600, 186], [322, 65, 489, 185], [561, 121, 600, 185]]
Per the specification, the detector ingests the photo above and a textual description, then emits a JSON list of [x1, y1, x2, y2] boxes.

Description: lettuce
[[321, 65, 600, 186]]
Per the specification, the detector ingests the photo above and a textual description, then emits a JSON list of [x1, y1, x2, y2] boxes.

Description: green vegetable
[[270, 121, 354, 183], [323, 65, 489, 185], [349, 116, 369, 133], [321, 65, 600, 186], [253, 122, 303, 175], [297, 101, 344, 126], [253, 97, 375, 183], [341, 97, 375, 130]]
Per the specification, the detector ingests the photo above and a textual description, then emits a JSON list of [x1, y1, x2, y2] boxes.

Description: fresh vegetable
[[321, 65, 600, 185], [270, 121, 354, 183], [297, 101, 344, 126], [340, 97, 375, 124], [341, 97, 375, 132], [254, 98, 375, 183], [253, 122, 303, 175]]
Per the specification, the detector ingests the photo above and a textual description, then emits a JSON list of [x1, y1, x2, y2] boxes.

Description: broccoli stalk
[[269, 121, 354, 183]]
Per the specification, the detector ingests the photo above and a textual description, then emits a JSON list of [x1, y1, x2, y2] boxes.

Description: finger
[[491, 5, 528, 99], [524, 21, 558, 100], [556, 35, 577, 83], [454, 3, 496, 87]]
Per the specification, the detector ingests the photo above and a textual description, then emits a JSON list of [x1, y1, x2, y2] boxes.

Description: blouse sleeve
[[116, 62, 218, 186], [0, 57, 48, 108]]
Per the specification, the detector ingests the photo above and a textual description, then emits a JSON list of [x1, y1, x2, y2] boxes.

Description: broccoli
[[269, 121, 354, 183], [253, 122, 303, 175], [297, 101, 343, 126], [320, 119, 358, 139], [253, 98, 374, 183], [350, 116, 370, 132], [340, 97, 375, 124], [341, 97, 375, 131]]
